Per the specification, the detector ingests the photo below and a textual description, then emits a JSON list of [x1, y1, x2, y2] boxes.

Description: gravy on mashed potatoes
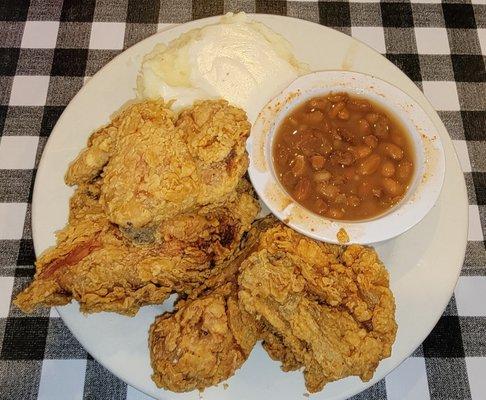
[[137, 13, 308, 121]]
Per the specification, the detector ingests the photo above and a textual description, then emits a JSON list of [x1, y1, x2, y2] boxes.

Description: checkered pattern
[[0, 1, 484, 399]]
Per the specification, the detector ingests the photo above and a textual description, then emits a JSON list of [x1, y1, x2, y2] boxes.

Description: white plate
[[248, 70, 446, 244], [32, 14, 468, 400]]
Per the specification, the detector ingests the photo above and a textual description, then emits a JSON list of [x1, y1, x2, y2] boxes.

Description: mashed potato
[[137, 13, 307, 121]]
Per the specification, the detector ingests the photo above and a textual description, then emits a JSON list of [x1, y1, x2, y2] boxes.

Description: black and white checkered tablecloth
[[0, 1, 484, 399]]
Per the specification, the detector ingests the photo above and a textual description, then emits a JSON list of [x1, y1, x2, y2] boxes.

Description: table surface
[[0, 1, 485, 399]]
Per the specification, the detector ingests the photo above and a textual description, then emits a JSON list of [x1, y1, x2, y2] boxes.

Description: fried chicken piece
[[148, 217, 277, 392], [149, 282, 260, 392], [66, 99, 250, 230], [148, 217, 395, 393], [65, 100, 176, 186], [238, 219, 397, 393], [16, 98, 255, 315], [15, 179, 259, 316]]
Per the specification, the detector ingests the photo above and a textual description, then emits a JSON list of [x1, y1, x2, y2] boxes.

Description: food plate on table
[[19, 13, 467, 400]]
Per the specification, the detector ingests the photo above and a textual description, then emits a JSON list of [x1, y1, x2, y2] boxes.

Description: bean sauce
[[273, 92, 415, 221]]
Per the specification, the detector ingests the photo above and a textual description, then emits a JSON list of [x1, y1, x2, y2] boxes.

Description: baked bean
[[310, 155, 326, 170], [318, 183, 339, 199], [391, 130, 406, 147], [372, 188, 382, 198], [382, 142, 404, 160], [313, 170, 332, 182], [335, 193, 347, 204], [357, 119, 371, 135], [381, 160, 396, 177], [355, 145, 372, 159], [329, 207, 345, 219], [373, 116, 390, 138], [397, 161, 413, 181], [273, 92, 415, 221], [291, 155, 306, 177], [382, 178, 403, 196], [309, 98, 329, 110], [365, 113, 380, 124], [294, 177, 311, 201], [328, 93, 348, 103], [358, 154, 381, 176], [337, 151, 355, 166], [337, 108, 350, 120], [313, 198, 329, 214], [302, 110, 324, 124], [329, 102, 346, 119], [282, 170, 297, 187], [363, 135, 378, 148], [333, 140, 343, 150], [348, 195, 360, 207], [348, 99, 371, 112]]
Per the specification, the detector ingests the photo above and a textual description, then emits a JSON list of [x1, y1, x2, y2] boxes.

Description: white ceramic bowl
[[248, 70, 445, 244]]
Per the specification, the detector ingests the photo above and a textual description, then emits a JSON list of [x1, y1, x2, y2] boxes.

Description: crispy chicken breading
[[16, 98, 256, 315], [66, 99, 250, 229], [148, 219, 271, 392], [15, 179, 258, 315], [149, 282, 260, 392], [238, 218, 397, 393], [148, 216, 396, 393]]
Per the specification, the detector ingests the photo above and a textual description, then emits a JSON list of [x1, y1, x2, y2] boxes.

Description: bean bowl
[[247, 70, 446, 244]]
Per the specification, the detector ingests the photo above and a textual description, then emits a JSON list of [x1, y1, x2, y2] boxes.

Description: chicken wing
[[15, 179, 259, 316], [238, 218, 397, 393]]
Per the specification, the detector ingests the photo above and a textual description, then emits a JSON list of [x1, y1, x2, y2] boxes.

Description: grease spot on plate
[[341, 42, 359, 70], [264, 181, 292, 212]]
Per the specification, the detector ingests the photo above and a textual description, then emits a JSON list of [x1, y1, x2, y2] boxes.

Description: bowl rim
[[247, 70, 446, 244]]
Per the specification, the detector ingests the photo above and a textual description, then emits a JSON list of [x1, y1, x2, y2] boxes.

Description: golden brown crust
[[66, 99, 250, 230], [261, 329, 301, 372], [15, 180, 259, 315], [148, 216, 397, 393], [147, 217, 272, 392], [15, 98, 257, 316], [149, 283, 260, 392], [238, 219, 397, 393]]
